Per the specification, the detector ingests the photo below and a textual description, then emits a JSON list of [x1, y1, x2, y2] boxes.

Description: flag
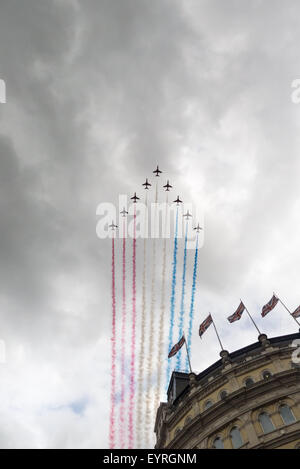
[[168, 336, 185, 358], [199, 314, 213, 338], [228, 301, 245, 323], [292, 305, 300, 319], [262, 295, 279, 317]]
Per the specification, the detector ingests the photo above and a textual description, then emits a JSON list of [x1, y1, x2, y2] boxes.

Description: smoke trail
[[128, 206, 137, 448], [166, 207, 179, 387], [176, 221, 188, 370], [185, 235, 199, 372], [109, 236, 117, 449], [119, 218, 126, 448], [154, 193, 168, 414], [145, 183, 158, 447], [136, 193, 148, 448]]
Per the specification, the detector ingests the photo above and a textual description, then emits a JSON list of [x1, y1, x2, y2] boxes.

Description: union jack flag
[[228, 301, 245, 323], [168, 336, 185, 358], [292, 305, 300, 319], [262, 295, 279, 317], [199, 314, 213, 338]]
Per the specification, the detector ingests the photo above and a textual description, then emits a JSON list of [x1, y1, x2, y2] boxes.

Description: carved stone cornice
[[161, 369, 300, 449]]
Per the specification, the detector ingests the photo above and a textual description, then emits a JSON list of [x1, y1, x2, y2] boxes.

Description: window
[[279, 405, 296, 425], [230, 427, 243, 449], [262, 370, 272, 380], [219, 390, 228, 400], [245, 378, 254, 387], [204, 400, 213, 410], [259, 412, 275, 434], [213, 437, 224, 449]]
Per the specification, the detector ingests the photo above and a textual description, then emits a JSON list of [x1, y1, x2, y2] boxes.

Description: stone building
[[155, 332, 300, 449]]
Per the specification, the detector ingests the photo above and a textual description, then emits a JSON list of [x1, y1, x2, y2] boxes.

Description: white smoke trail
[[145, 182, 158, 447], [154, 192, 168, 415]]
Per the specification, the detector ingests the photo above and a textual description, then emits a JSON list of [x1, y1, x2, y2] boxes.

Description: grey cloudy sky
[[0, 0, 300, 449]]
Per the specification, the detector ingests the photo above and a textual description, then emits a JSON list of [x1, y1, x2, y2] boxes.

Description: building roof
[[167, 331, 300, 406]]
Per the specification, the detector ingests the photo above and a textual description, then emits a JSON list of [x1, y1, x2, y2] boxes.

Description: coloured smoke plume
[[136, 193, 148, 448], [145, 183, 158, 447], [128, 206, 137, 448], [176, 221, 188, 370], [185, 234, 199, 372], [166, 207, 179, 387], [119, 218, 127, 448], [154, 193, 168, 414], [109, 236, 117, 449]]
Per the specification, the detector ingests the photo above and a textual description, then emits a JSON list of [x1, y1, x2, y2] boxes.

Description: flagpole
[[242, 300, 262, 335], [211, 316, 225, 352], [274, 292, 300, 327], [183, 334, 193, 374]]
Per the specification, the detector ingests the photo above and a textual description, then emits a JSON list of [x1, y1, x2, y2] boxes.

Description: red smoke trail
[[109, 236, 117, 449], [119, 218, 126, 448], [128, 206, 137, 448]]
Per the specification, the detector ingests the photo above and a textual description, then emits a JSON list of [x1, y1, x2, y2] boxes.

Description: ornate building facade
[[155, 332, 300, 449]]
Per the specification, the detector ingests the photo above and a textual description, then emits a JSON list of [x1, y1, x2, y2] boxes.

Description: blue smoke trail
[[185, 235, 199, 372], [166, 207, 179, 388], [176, 222, 188, 370]]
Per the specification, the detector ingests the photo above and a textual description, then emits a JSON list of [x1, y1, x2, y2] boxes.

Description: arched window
[[174, 427, 181, 437], [262, 370, 272, 380], [219, 390, 228, 400], [185, 416, 192, 426], [204, 400, 213, 410], [213, 437, 224, 449], [245, 378, 254, 387], [230, 427, 243, 449], [259, 412, 275, 434], [279, 405, 296, 425]]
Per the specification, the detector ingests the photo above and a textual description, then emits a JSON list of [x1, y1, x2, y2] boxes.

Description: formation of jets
[[108, 165, 202, 233]]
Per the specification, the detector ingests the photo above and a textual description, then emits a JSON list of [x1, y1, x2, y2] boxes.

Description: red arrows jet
[[131, 192, 140, 203], [153, 165, 162, 177], [109, 221, 118, 231], [193, 223, 203, 233], [183, 210, 192, 219], [163, 180, 172, 191]]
